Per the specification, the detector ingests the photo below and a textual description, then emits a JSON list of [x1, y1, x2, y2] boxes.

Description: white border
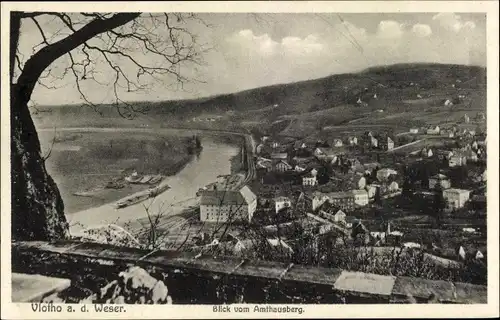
[[1, 1, 499, 319]]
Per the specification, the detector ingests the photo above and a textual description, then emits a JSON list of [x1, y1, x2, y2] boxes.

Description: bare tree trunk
[[11, 83, 69, 241], [10, 12, 68, 241], [9, 12, 139, 241]]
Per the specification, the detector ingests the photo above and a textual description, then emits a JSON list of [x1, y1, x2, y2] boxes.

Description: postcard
[[1, 1, 498, 319]]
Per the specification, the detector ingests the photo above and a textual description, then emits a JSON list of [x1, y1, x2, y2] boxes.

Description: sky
[[16, 12, 486, 106]]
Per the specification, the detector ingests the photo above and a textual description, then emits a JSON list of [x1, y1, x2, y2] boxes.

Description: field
[[38, 131, 194, 214], [32, 63, 486, 142]]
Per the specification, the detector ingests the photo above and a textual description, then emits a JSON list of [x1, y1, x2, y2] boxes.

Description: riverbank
[[39, 130, 196, 214], [41, 129, 240, 233]]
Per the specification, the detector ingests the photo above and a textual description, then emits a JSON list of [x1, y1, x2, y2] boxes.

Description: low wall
[[11, 241, 487, 304]]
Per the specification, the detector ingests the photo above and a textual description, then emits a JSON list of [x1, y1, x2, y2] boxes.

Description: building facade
[[329, 192, 356, 211], [352, 190, 369, 206], [200, 186, 257, 222], [274, 196, 292, 214], [302, 174, 318, 186], [429, 174, 452, 190], [443, 188, 471, 210]]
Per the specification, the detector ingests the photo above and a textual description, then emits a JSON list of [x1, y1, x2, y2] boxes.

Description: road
[[386, 139, 425, 153]]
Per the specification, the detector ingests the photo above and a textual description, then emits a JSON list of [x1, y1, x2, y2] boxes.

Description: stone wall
[[11, 241, 487, 304]]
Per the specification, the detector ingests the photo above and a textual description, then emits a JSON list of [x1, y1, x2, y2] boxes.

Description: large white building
[[200, 186, 257, 222], [274, 196, 292, 214], [352, 189, 369, 206], [443, 188, 471, 210]]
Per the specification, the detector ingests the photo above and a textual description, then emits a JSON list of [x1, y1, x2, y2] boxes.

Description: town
[[190, 107, 487, 285]]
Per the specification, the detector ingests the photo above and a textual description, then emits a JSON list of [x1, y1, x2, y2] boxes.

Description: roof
[[270, 152, 288, 159], [377, 168, 397, 176], [329, 191, 354, 199], [364, 162, 381, 170], [430, 174, 449, 180], [315, 148, 338, 156], [443, 188, 471, 195], [201, 185, 256, 206], [266, 239, 293, 253], [274, 196, 290, 202], [352, 189, 368, 196]]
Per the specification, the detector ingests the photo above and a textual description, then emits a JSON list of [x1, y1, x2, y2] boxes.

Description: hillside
[[33, 63, 487, 138]]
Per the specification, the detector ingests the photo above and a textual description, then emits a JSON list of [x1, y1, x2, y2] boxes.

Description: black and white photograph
[[2, 1, 499, 318]]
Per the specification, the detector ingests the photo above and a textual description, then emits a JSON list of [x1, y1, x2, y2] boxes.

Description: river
[[38, 128, 240, 232]]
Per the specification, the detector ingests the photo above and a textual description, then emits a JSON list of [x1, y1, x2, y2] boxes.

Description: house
[[443, 188, 471, 210], [475, 250, 485, 260], [477, 137, 486, 147], [379, 136, 394, 151], [376, 168, 398, 182], [328, 192, 356, 211], [463, 150, 478, 162], [274, 160, 292, 172], [426, 126, 440, 135], [440, 129, 455, 138], [388, 181, 399, 192], [313, 148, 338, 161], [356, 176, 367, 190], [369, 222, 393, 245], [346, 158, 362, 171], [443, 99, 453, 106], [294, 165, 306, 172], [310, 168, 318, 176], [471, 141, 478, 150], [333, 210, 347, 224], [436, 150, 454, 160], [352, 190, 369, 206], [256, 159, 272, 172], [271, 141, 280, 148], [345, 216, 358, 229], [476, 112, 485, 121], [348, 136, 358, 145], [332, 139, 343, 147], [457, 246, 466, 260], [421, 147, 433, 158], [200, 185, 257, 222], [429, 174, 451, 190], [409, 128, 419, 134], [449, 153, 467, 167], [463, 114, 470, 123], [307, 192, 331, 211], [294, 141, 307, 150], [302, 172, 318, 186], [403, 242, 421, 249], [363, 162, 380, 174], [365, 185, 377, 199], [274, 196, 292, 214]]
